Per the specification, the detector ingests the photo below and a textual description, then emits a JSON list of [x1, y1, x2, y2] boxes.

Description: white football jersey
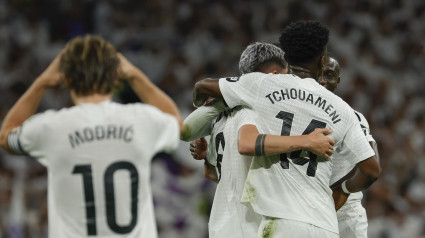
[[330, 110, 376, 205], [205, 108, 227, 177], [7, 101, 180, 238], [206, 107, 261, 238], [219, 73, 375, 234]]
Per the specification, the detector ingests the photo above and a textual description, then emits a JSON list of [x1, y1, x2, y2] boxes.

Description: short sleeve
[[354, 111, 375, 142], [341, 112, 376, 165], [7, 127, 27, 155], [152, 112, 180, 154], [234, 108, 257, 131], [8, 112, 52, 157], [218, 72, 264, 109]]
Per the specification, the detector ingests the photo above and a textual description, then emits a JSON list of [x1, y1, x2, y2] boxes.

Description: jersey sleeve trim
[[365, 134, 376, 143], [160, 116, 180, 154], [7, 128, 29, 155], [343, 117, 376, 164], [353, 111, 375, 143]]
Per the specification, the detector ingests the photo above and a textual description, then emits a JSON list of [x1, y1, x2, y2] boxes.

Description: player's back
[[206, 108, 228, 180], [207, 107, 261, 238], [20, 101, 179, 237], [219, 72, 374, 234]]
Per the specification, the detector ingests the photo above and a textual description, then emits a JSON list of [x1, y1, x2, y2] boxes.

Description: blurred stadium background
[[0, 0, 424, 237]]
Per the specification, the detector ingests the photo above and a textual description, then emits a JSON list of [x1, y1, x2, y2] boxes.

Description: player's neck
[[288, 65, 316, 79], [71, 92, 113, 105]]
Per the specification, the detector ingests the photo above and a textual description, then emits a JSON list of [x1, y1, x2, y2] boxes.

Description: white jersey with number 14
[[218, 73, 375, 234]]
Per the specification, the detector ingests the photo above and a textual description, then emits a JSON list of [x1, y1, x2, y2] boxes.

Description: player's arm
[[332, 112, 381, 210], [194, 74, 261, 110], [238, 125, 335, 160], [348, 154, 381, 192], [370, 140, 380, 164], [189, 137, 219, 183], [337, 140, 381, 190], [204, 160, 219, 183], [330, 141, 380, 189], [117, 53, 184, 133], [181, 99, 226, 141], [332, 152, 380, 211], [0, 51, 64, 153], [193, 78, 222, 108]]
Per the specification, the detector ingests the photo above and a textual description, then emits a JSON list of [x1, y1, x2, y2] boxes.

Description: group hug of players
[[0, 20, 380, 237]]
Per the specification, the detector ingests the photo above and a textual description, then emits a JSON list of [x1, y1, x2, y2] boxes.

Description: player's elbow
[[360, 156, 381, 183], [370, 166, 381, 182], [238, 139, 255, 156], [194, 78, 213, 94], [193, 80, 203, 94], [365, 170, 380, 184], [368, 158, 381, 181], [193, 78, 221, 108], [193, 80, 207, 108]]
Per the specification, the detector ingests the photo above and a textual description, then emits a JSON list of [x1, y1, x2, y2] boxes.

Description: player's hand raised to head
[[305, 128, 334, 161], [116, 53, 139, 81], [37, 50, 65, 88], [189, 137, 208, 160]]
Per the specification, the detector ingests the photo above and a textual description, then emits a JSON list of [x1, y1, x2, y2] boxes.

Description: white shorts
[[257, 216, 339, 238], [337, 202, 368, 238]]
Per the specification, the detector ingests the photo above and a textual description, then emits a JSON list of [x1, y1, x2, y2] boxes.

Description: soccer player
[[319, 55, 380, 238], [183, 42, 335, 238], [192, 20, 381, 237], [0, 35, 183, 238]]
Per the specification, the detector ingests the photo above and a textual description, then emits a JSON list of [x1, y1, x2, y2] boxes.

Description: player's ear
[[320, 55, 326, 69], [320, 48, 328, 70], [337, 76, 341, 84]]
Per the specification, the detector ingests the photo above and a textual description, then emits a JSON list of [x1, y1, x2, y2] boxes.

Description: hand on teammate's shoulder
[[305, 128, 334, 161]]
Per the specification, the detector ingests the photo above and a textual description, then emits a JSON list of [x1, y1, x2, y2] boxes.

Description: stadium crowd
[[0, 0, 424, 237]]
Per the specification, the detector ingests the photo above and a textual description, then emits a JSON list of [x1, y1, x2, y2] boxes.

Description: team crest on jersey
[[225, 77, 240, 82]]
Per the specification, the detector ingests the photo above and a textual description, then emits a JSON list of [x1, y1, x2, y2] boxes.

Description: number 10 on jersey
[[73, 161, 139, 236]]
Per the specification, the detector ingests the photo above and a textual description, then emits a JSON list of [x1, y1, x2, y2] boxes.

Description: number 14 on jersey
[[276, 111, 327, 177]]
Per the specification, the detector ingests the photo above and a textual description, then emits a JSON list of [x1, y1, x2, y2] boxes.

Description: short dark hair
[[60, 35, 119, 96], [279, 20, 329, 65]]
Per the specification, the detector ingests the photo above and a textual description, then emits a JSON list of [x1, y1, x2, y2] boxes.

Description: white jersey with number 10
[[7, 101, 180, 238]]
